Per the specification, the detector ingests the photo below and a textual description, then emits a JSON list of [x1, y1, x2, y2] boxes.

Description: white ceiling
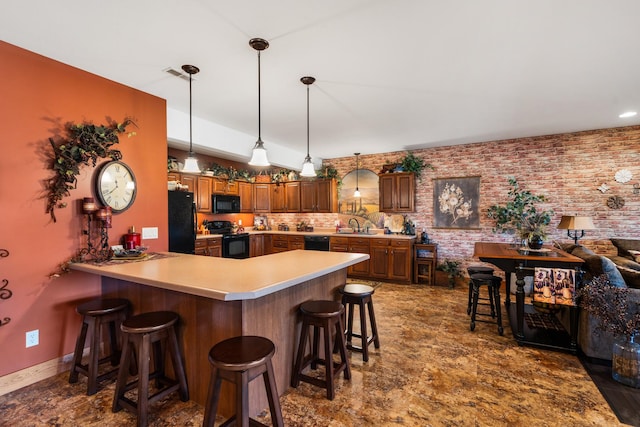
[[3, 0, 640, 166]]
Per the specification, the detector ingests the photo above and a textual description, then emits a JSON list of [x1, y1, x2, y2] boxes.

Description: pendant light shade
[[248, 38, 271, 167], [300, 76, 317, 177], [353, 152, 361, 197], [181, 64, 201, 173]]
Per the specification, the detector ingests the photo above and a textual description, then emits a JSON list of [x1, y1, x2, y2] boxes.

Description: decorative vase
[[528, 235, 544, 250], [612, 334, 640, 388]]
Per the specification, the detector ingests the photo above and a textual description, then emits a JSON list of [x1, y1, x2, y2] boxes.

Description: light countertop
[[70, 250, 369, 301], [197, 228, 416, 240]]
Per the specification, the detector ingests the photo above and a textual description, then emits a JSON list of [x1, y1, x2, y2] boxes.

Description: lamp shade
[[300, 157, 316, 177], [248, 139, 269, 167], [557, 216, 595, 230]]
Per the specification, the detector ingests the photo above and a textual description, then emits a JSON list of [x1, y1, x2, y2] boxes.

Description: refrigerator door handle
[[192, 202, 197, 242]]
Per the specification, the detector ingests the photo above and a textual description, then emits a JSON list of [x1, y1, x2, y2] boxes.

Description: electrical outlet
[[26, 329, 39, 348], [141, 227, 158, 239]]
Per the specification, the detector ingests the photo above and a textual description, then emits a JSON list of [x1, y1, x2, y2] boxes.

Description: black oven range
[[205, 220, 250, 259]]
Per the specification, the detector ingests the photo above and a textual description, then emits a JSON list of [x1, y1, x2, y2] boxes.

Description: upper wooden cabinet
[[378, 172, 415, 213], [300, 179, 338, 213], [196, 176, 212, 212], [271, 182, 301, 213], [212, 178, 238, 195], [253, 183, 271, 213], [238, 181, 253, 213]]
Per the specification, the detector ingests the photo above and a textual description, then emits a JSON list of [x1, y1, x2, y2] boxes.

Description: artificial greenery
[[400, 152, 434, 178], [578, 274, 640, 339], [486, 177, 553, 240], [437, 259, 463, 289], [46, 118, 136, 222]]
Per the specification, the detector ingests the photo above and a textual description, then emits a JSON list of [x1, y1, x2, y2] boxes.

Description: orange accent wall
[[0, 41, 168, 376]]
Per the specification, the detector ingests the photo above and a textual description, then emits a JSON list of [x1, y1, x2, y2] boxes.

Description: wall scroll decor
[[433, 176, 480, 229], [1, 248, 11, 327]]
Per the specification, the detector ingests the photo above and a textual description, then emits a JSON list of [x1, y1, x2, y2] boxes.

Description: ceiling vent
[[163, 67, 194, 82]]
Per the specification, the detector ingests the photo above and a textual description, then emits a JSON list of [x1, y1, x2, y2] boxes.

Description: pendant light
[[353, 153, 361, 197], [248, 38, 270, 167], [300, 76, 317, 177], [181, 64, 201, 173]]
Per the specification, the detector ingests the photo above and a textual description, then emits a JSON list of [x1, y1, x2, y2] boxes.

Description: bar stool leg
[[69, 319, 89, 385], [203, 368, 222, 427], [291, 318, 310, 387], [367, 298, 380, 349], [264, 359, 284, 426], [335, 315, 351, 381], [493, 283, 504, 335], [358, 300, 370, 362], [237, 370, 250, 427], [467, 280, 473, 315], [470, 281, 480, 331], [167, 325, 189, 401], [323, 318, 336, 400]]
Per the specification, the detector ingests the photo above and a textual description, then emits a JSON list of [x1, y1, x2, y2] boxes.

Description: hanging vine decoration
[[0, 248, 11, 327], [45, 118, 137, 222]]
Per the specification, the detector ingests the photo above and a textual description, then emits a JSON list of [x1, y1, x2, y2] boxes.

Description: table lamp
[[557, 215, 595, 244]]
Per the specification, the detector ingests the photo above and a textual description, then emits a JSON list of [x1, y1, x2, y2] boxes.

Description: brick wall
[[323, 125, 640, 268]]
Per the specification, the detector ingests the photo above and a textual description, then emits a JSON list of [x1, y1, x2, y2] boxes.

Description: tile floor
[[0, 282, 627, 426]]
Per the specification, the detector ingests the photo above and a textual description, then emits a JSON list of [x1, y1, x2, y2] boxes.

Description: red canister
[[124, 226, 141, 249]]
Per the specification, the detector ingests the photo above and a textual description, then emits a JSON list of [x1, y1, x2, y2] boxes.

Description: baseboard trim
[[0, 351, 77, 396]]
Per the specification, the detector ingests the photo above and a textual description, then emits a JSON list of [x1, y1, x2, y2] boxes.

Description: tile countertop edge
[[197, 229, 417, 240], [69, 250, 369, 301]]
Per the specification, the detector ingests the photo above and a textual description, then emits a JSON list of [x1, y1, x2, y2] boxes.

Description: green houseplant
[[437, 259, 462, 289], [46, 118, 136, 222], [487, 177, 553, 248], [399, 152, 434, 179]]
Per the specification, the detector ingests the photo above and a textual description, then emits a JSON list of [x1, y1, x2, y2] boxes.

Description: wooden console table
[[413, 243, 437, 285], [473, 242, 584, 353]]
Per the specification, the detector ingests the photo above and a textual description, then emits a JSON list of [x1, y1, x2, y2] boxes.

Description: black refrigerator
[[168, 191, 196, 254]]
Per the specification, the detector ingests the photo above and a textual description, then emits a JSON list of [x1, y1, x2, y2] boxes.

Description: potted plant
[[487, 177, 553, 249], [437, 259, 462, 289], [578, 274, 640, 388], [398, 152, 434, 180]]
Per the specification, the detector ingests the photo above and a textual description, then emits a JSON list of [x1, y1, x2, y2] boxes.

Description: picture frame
[[433, 176, 480, 229]]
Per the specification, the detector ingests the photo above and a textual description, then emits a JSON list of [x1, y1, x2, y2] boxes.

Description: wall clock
[[96, 160, 137, 213]]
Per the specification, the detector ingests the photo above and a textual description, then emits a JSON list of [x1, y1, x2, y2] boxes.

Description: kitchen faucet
[[349, 218, 361, 233]]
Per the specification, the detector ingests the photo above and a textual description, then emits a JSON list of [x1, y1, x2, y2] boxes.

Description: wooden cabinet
[[250, 234, 264, 257], [168, 172, 197, 193], [194, 236, 222, 257], [196, 176, 212, 212], [288, 235, 304, 251], [238, 181, 253, 213], [265, 233, 304, 254], [347, 237, 370, 277], [253, 183, 271, 213], [168, 172, 181, 182], [379, 172, 415, 213], [388, 239, 412, 282], [369, 238, 390, 279], [270, 182, 300, 213], [330, 236, 349, 252], [212, 178, 238, 195], [300, 179, 338, 213], [413, 243, 437, 285]]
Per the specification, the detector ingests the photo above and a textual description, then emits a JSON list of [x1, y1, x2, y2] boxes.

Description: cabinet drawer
[[349, 237, 370, 246], [370, 238, 390, 246], [390, 239, 412, 247], [330, 237, 349, 245], [195, 239, 208, 249]]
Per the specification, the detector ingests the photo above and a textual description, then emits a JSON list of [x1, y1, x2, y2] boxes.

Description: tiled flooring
[[0, 282, 628, 426]]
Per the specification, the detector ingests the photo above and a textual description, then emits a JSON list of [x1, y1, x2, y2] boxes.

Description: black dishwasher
[[304, 235, 330, 251]]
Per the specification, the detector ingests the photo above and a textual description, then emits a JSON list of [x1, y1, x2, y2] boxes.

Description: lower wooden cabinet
[[195, 237, 221, 257], [250, 234, 264, 257], [347, 237, 370, 277]]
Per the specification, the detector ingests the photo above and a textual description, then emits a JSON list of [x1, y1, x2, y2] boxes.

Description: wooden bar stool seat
[[469, 273, 504, 336], [466, 266, 495, 315], [69, 298, 130, 395], [291, 300, 350, 400], [203, 336, 284, 427], [112, 311, 189, 427], [339, 284, 380, 362]]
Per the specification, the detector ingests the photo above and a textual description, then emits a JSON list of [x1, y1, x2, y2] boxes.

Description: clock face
[[96, 161, 137, 213]]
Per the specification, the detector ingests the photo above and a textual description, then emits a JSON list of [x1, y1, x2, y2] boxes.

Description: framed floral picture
[[433, 176, 480, 229]]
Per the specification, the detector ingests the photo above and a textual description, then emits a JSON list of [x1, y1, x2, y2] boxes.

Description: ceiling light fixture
[[619, 111, 638, 118], [248, 38, 270, 167], [300, 76, 317, 177], [181, 64, 201, 173], [353, 153, 361, 198]]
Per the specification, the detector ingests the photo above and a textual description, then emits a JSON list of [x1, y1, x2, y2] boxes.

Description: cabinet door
[[196, 176, 212, 212], [379, 174, 396, 212], [369, 244, 389, 278], [270, 184, 286, 213], [180, 174, 197, 194], [300, 181, 317, 212], [285, 181, 301, 212], [263, 234, 274, 254], [250, 234, 264, 257], [389, 241, 412, 282], [395, 174, 415, 212], [330, 237, 349, 252], [168, 172, 180, 182], [194, 239, 208, 256], [348, 238, 370, 276], [208, 237, 222, 257], [253, 184, 271, 213], [238, 181, 253, 213], [315, 179, 337, 213]]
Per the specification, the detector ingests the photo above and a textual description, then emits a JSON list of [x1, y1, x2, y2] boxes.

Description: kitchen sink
[[334, 229, 378, 235]]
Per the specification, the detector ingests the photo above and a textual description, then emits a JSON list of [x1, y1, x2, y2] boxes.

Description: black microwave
[[212, 194, 241, 214]]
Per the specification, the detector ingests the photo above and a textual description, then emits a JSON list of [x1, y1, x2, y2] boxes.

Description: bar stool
[[291, 300, 351, 400], [466, 266, 495, 315], [203, 336, 284, 427], [339, 284, 380, 362], [69, 298, 130, 395], [469, 273, 504, 335], [112, 311, 189, 427]]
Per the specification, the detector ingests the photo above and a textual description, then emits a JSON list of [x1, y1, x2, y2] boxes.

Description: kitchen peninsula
[[70, 250, 368, 417]]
